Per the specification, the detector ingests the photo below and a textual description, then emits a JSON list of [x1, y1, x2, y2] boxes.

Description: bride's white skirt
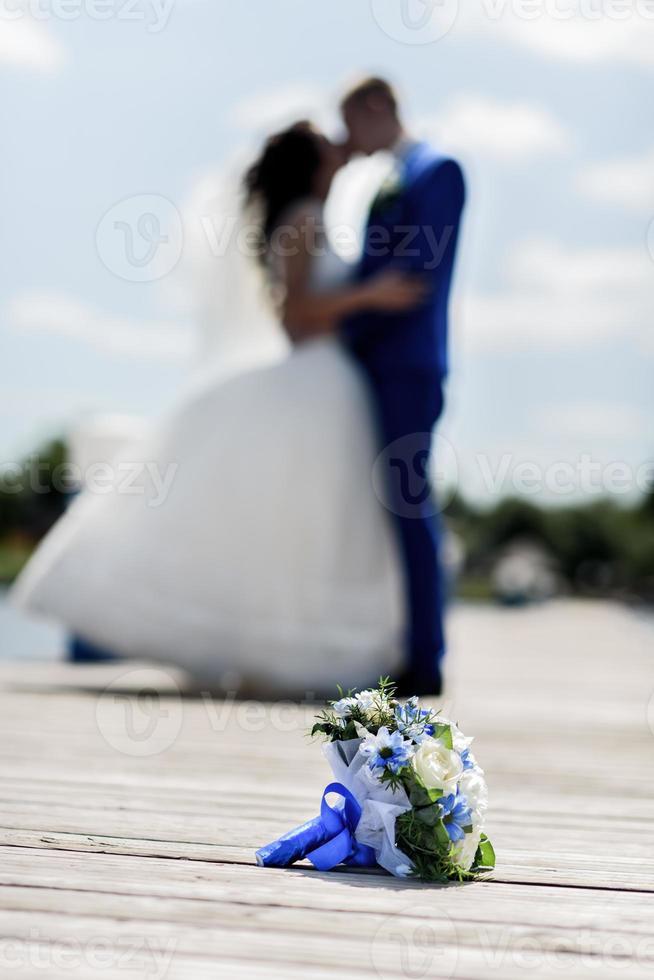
[[13, 339, 404, 694]]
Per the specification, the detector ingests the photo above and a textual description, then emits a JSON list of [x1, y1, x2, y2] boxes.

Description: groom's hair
[[340, 76, 399, 116]]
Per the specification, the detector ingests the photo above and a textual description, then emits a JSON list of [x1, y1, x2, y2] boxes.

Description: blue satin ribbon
[[256, 782, 376, 872]]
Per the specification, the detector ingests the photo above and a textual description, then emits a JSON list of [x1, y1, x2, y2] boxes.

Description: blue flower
[[438, 791, 473, 843], [460, 748, 475, 771], [360, 726, 413, 775], [394, 697, 434, 743]]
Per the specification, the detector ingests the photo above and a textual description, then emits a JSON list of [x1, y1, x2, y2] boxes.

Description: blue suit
[[343, 143, 465, 693]]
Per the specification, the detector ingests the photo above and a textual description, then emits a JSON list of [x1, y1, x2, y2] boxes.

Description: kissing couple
[[14, 76, 466, 699]]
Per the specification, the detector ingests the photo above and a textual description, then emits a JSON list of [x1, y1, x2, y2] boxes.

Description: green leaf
[[416, 803, 441, 827], [473, 835, 496, 869], [407, 778, 433, 808], [433, 818, 451, 848], [405, 770, 444, 807], [431, 723, 453, 749], [409, 785, 432, 807]]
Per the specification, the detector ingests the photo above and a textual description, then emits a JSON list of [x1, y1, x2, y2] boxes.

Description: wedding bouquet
[[256, 678, 495, 882]]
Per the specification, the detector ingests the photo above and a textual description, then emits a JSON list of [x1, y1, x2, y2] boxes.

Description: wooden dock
[[0, 599, 652, 978]]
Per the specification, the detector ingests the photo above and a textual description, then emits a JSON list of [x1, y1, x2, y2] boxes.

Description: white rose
[[332, 696, 358, 718], [452, 828, 482, 872], [411, 737, 462, 798], [459, 768, 488, 823], [356, 689, 389, 725]]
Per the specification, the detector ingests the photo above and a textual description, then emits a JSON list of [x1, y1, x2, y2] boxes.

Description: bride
[[12, 122, 426, 695]]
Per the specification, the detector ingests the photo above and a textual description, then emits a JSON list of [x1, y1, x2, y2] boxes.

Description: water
[[0, 588, 65, 662]]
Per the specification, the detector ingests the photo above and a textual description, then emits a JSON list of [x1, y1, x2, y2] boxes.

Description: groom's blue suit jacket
[[343, 143, 465, 376]]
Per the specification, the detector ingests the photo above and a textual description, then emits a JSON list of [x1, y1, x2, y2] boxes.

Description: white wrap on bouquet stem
[[323, 738, 413, 877]]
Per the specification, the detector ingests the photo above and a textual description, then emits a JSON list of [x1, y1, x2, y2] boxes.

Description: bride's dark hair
[[244, 121, 322, 262]]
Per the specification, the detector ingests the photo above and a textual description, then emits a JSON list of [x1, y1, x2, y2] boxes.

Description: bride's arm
[[280, 210, 426, 342]]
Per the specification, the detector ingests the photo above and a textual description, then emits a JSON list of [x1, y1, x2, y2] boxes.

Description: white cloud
[[579, 146, 654, 212], [459, 238, 654, 353], [8, 293, 193, 360], [0, 16, 65, 72], [230, 82, 337, 134], [418, 94, 571, 161], [458, 6, 654, 70], [500, 17, 654, 69], [507, 240, 651, 289], [535, 401, 649, 440]]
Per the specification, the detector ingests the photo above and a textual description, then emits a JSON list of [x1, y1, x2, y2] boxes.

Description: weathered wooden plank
[[0, 600, 651, 977], [0, 848, 651, 935], [1, 780, 653, 831], [0, 798, 651, 852], [0, 904, 651, 980], [1, 827, 653, 892], [0, 959, 338, 980]]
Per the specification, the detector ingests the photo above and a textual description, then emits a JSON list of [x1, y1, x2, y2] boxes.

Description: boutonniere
[[370, 169, 405, 216]]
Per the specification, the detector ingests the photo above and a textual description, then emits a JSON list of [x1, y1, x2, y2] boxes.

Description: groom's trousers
[[362, 367, 446, 692]]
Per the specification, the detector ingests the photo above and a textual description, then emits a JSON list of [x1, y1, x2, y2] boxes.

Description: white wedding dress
[[12, 199, 404, 694]]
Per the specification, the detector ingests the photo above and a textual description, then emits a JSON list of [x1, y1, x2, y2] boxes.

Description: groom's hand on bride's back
[[362, 268, 429, 312]]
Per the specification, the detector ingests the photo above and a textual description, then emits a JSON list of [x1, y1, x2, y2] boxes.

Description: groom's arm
[[402, 158, 465, 279], [341, 159, 465, 345]]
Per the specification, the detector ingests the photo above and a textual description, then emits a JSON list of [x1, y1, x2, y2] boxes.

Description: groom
[[340, 77, 465, 696]]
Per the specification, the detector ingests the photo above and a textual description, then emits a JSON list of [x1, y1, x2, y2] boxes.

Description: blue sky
[[1, 0, 653, 503]]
